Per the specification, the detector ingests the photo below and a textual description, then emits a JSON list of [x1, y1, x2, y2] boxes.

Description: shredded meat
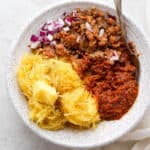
[[74, 55, 138, 120]]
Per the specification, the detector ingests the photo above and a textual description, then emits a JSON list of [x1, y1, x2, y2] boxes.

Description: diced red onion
[[40, 30, 47, 36], [47, 30, 55, 35], [110, 51, 119, 61], [41, 23, 48, 31], [63, 12, 67, 16], [30, 41, 40, 49], [82, 34, 87, 41], [47, 34, 53, 41], [53, 21, 59, 27], [76, 36, 81, 43], [65, 17, 72, 26], [116, 36, 121, 41], [47, 18, 64, 32], [63, 26, 70, 32], [72, 10, 77, 17], [30, 17, 65, 47], [99, 28, 105, 37], [85, 22, 92, 32], [30, 34, 39, 42], [57, 18, 65, 28], [41, 36, 49, 44], [47, 23, 55, 31], [50, 40, 56, 46]]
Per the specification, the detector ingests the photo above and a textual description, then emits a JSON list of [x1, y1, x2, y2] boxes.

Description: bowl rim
[[6, 0, 150, 148]]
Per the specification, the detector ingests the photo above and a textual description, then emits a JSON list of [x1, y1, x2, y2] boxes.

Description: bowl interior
[[7, 1, 150, 148]]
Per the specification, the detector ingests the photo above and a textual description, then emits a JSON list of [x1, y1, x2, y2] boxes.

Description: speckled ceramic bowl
[[6, 0, 150, 149]]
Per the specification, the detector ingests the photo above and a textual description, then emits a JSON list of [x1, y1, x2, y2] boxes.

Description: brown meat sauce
[[35, 8, 138, 120], [74, 54, 138, 120]]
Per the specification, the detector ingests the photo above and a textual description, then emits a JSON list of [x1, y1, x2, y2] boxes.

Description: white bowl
[[6, 0, 150, 149]]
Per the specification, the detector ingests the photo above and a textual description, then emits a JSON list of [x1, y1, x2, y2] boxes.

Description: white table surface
[[0, 0, 149, 150]]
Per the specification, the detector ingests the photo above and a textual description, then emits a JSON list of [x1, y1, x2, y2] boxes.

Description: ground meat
[[42, 46, 55, 58], [98, 35, 108, 47], [63, 34, 77, 49], [55, 44, 69, 56]]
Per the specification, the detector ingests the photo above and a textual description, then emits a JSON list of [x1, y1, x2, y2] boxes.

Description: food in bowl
[[18, 54, 99, 130], [17, 7, 138, 130]]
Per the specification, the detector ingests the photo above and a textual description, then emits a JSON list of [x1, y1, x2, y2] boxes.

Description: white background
[[0, 0, 149, 150]]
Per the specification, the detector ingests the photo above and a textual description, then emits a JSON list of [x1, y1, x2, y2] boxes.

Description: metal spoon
[[113, 0, 140, 81]]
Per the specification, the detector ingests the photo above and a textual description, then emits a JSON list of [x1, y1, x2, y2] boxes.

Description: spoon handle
[[114, 0, 139, 81], [113, 0, 127, 41]]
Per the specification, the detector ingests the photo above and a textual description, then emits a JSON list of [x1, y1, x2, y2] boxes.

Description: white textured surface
[[0, 0, 150, 150]]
